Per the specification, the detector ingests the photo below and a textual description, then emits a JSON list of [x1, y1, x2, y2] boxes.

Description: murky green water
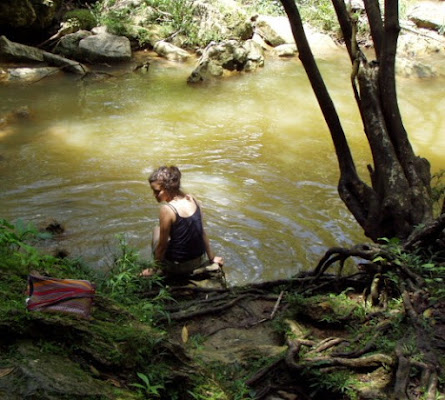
[[1, 52, 444, 284]]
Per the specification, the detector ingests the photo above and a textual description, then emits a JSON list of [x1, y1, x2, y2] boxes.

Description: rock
[[0, 0, 36, 28], [79, 33, 132, 63], [40, 218, 65, 235], [153, 41, 191, 62], [303, 25, 339, 55], [397, 29, 445, 58], [408, 1, 445, 32], [187, 39, 264, 83], [42, 51, 88, 75], [38, 20, 82, 49], [243, 39, 265, 70], [396, 57, 437, 79], [0, 342, 113, 399], [53, 30, 92, 60], [2, 67, 60, 83], [0, 36, 88, 75], [274, 43, 298, 57], [0, 0, 63, 32], [255, 15, 293, 47], [91, 26, 109, 35], [251, 32, 273, 51], [0, 35, 44, 63], [350, 0, 365, 12], [253, 16, 338, 56]]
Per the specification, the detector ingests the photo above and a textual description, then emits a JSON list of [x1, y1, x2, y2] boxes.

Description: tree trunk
[[279, 0, 433, 241]]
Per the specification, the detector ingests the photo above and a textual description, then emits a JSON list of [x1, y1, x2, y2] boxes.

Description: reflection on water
[[0, 54, 444, 285]]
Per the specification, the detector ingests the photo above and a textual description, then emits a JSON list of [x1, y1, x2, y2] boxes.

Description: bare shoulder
[[160, 204, 175, 218], [186, 194, 202, 206]]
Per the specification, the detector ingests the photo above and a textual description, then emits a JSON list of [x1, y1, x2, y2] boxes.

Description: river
[[0, 51, 444, 285]]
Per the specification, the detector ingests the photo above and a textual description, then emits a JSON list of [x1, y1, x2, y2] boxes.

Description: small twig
[[270, 290, 284, 319]]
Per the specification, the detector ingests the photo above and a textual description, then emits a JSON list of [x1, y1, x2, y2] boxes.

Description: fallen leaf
[[0, 367, 15, 378], [181, 325, 189, 344]]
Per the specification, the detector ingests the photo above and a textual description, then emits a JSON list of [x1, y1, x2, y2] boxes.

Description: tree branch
[[363, 0, 384, 59]]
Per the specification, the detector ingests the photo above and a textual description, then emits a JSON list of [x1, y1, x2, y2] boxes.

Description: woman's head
[[149, 166, 182, 202]]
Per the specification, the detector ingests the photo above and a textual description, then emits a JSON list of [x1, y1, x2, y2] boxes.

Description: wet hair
[[148, 166, 182, 193]]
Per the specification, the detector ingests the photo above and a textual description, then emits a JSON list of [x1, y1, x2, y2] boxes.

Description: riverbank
[[1, 0, 445, 84], [1, 218, 444, 399]]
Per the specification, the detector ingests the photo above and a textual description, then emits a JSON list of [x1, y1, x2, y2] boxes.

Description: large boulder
[[396, 57, 437, 79], [78, 32, 132, 63], [0, 0, 63, 34], [187, 39, 264, 83], [0, 35, 44, 62], [0, 66, 61, 83], [153, 41, 191, 62], [254, 15, 294, 47], [407, 1, 445, 32], [0, 0, 36, 28], [0, 36, 88, 75], [397, 26, 445, 62], [53, 30, 93, 60], [274, 43, 298, 57], [253, 15, 338, 57]]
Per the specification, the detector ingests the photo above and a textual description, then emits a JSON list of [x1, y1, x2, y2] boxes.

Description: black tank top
[[165, 200, 206, 262]]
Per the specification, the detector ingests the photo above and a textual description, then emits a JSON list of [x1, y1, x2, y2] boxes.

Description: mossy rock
[[63, 9, 97, 31], [0, 341, 121, 399]]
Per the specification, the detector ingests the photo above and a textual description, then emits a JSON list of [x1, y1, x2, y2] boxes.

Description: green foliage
[[297, 0, 337, 32], [0, 218, 91, 280], [240, 0, 284, 16], [305, 367, 359, 399], [431, 169, 445, 216], [377, 237, 445, 302], [0, 219, 180, 399], [99, 235, 174, 325], [187, 332, 206, 350], [188, 356, 259, 400], [102, 234, 155, 299], [63, 9, 97, 30], [286, 290, 366, 325], [93, 0, 249, 48], [0, 218, 51, 252], [187, 365, 254, 400], [130, 372, 164, 398], [95, 7, 131, 36]]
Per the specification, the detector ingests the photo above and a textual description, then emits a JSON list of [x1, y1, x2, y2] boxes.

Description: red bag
[[26, 274, 95, 318]]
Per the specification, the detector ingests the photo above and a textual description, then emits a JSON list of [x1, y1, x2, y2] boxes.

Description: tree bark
[[279, 0, 434, 241]]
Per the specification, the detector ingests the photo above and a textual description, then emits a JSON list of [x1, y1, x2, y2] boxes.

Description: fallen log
[[0, 36, 88, 75]]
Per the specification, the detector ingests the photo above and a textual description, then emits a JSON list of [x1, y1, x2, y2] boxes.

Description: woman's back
[[165, 196, 206, 262]]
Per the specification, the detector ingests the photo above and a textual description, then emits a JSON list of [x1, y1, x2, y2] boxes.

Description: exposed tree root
[[288, 353, 394, 370], [403, 213, 445, 252], [164, 294, 254, 322], [144, 224, 443, 399]]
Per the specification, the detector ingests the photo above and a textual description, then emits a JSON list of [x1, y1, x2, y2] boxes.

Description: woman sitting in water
[[141, 165, 223, 276]]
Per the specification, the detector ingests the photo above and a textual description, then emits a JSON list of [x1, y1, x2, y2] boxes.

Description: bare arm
[[154, 205, 175, 262]]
